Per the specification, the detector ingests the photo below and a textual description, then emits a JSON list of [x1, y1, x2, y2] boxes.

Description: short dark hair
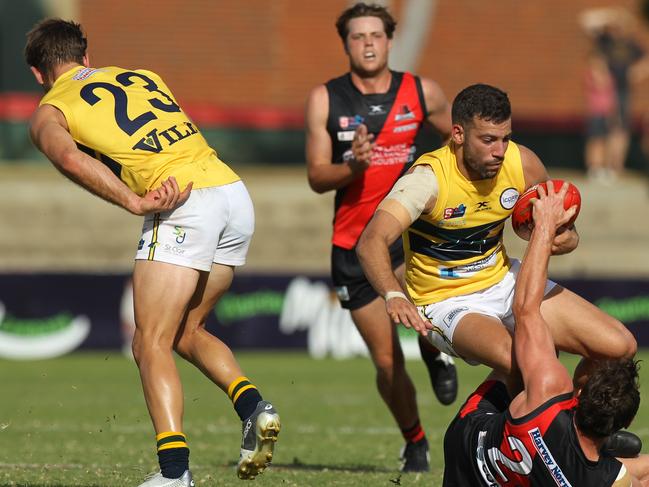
[[575, 359, 640, 438], [24, 18, 87, 81], [451, 84, 511, 126], [335, 2, 397, 42]]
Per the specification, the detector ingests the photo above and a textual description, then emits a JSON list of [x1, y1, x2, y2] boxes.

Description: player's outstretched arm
[[305, 85, 372, 193], [30, 104, 191, 215], [510, 181, 577, 415]]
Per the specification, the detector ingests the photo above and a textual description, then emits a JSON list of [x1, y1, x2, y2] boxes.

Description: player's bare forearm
[[356, 223, 402, 297], [514, 224, 553, 317], [513, 183, 575, 402], [30, 105, 190, 215], [357, 211, 431, 335], [305, 84, 369, 193], [307, 160, 363, 193], [307, 125, 372, 193], [55, 148, 141, 212]]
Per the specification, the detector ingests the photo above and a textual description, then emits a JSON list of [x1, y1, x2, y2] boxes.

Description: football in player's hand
[[511, 179, 581, 240]]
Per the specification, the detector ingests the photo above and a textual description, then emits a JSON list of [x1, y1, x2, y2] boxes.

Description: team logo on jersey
[[500, 187, 520, 210], [476, 201, 491, 212], [395, 104, 416, 121], [338, 115, 364, 130], [443, 204, 467, 219], [368, 105, 386, 115]]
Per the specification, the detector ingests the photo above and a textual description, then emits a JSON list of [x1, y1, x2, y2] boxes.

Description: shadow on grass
[[228, 457, 397, 474]]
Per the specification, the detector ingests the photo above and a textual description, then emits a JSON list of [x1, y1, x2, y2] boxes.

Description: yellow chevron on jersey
[[404, 142, 526, 305], [40, 66, 239, 195]]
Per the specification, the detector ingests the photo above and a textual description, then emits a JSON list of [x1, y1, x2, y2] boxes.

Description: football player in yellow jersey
[[25, 19, 279, 486], [357, 84, 640, 454]]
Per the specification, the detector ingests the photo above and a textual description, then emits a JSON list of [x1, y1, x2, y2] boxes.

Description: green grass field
[[1, 351, 649, 486]]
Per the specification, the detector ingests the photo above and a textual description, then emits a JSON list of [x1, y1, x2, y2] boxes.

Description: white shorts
[[135, 181, 254, 271], [418, 259, 557, 362]]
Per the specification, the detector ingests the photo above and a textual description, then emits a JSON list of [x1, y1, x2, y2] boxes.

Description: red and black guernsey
[[326, 71, 427, 249], [443, 380, 623, 486]]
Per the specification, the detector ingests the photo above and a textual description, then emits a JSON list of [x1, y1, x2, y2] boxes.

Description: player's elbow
[[57, 149, 82, 173], [308, 177, 328, 194], [356, 227, 381, 264], [356, 230, 371, 261]]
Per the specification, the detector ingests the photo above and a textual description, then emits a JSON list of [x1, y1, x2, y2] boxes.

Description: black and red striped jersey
[[443, 380, 623, 486], [325, 71, 427, 249]]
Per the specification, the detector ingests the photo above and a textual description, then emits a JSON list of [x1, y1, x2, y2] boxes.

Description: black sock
[[156, 432, 189, 479], [227, 376, 263, 421]]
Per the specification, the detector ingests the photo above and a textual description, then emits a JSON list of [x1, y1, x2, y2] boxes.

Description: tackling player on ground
[[443, 181, 649, 486]]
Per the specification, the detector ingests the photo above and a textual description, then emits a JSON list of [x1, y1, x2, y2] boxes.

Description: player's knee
[[131, 327, 175, 360], [373, 349, 406, 380]]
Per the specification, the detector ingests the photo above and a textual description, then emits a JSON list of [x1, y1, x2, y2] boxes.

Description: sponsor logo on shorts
[[163, 244, 185, 255], [335, 286, 350, 302], [174, 226, 186, 244], [138, 239, 144, 250], [392, 122, 418, 133], [500, 187, 520, 210], [339, 115, 364, 130], [443, 306, 469, 328], [444, 204, 467, 219]]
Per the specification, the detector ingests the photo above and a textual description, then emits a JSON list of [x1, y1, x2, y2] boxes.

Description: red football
[[511, 179, 581, 240]]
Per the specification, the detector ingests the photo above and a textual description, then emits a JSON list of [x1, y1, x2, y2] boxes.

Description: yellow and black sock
[[227, 376, 263, 421], [156, 431, 189, 479], [401, 419, 426, 444]]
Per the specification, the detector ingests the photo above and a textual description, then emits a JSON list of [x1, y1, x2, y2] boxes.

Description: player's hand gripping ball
[[511, 179, 581, 240]]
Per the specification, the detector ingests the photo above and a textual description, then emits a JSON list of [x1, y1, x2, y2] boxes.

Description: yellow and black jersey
[[404, 142, 526, 305], [40, 66, 239, 195]]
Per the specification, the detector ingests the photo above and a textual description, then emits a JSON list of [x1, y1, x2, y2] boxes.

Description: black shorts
[[331, 238, 404, 311]]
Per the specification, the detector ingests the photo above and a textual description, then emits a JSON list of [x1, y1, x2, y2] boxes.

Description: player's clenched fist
[[350, 124, 374, 174]]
